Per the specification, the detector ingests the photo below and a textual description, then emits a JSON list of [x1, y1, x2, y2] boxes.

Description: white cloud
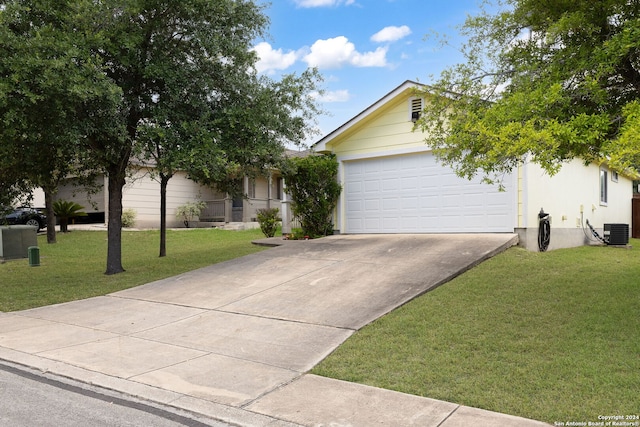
[[312, 89, 351, 103], [371, 25, 412, 43], [303, 36, 388, 69], [293, 0, 355, 7], [251, 42, 298, 74]]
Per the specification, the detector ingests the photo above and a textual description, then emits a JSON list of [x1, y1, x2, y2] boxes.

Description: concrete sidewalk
[[0, 234, 550, 426]]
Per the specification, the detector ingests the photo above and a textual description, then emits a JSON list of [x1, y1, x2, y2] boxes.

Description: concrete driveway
[[0, 234, 550, 426]]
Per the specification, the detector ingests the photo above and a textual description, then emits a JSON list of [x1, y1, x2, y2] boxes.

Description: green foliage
[[53, 200, 87, 233], [281, 154, 342, 238], [256, 208, 281, 238], [0, 0, 323, 272], [417, 0, 640, 183], [121, 209, 136, 228], [175, 201, 206, 228], [53, 200, 87, 218], [185, 68, 325, 198]]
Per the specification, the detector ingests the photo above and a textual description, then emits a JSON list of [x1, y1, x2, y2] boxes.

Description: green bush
[[281, 154, 342, 238], [256, 208, 281, 238], [121, 209, 137, 228], [175, 201, 206, 228]]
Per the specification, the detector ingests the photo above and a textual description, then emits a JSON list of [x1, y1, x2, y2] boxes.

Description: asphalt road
[[0, 363, 228, 427]]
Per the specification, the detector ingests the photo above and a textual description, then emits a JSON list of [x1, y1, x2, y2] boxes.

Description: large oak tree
[[2, 0, 320, 273], [0, 1, 120, 243], [417, 0, 640, 184]]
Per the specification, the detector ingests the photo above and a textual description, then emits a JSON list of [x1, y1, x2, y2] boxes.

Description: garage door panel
[[344, 152, 515, 233], [363, 179, 380, 193]]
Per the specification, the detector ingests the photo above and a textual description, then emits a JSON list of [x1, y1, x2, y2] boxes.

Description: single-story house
[[313, 80, 635, 250], [33, 165, 288, 229]]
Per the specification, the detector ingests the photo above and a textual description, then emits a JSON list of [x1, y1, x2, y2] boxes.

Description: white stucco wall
[[518, 159, 633, 250]]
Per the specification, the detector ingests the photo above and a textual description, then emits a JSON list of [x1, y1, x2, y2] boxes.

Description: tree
[[133, 14, 322, 259], [417, 0, 640, 184], [281, 154, 342, 238], [2, 0, 323, 271], [0, 1, 119, 244], [186, 69, 324, 197]]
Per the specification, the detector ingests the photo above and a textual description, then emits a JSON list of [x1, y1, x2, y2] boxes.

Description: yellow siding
[[329, 92, 427, 157]]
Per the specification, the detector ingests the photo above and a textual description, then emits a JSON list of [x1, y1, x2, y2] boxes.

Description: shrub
[[121, 209, 137, 228], [175, 201, 206, 228], [281, 154, 342, 238], [53, 200, 87, 232], [256, 208, 281, 238]]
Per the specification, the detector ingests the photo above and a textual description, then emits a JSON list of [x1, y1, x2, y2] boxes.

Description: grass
[[0, 228, 266, 312], [312, 240, 640, 424]]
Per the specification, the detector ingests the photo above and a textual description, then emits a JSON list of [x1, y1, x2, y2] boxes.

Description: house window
[[611, 171, 619, 183], [409, 97, 423, 122], [275, 177, 283, 200], [600, 168, 608, 206], [248, 179, 256, 199]]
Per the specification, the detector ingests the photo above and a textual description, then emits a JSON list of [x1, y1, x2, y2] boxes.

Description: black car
[[3, 208, 47, 231]]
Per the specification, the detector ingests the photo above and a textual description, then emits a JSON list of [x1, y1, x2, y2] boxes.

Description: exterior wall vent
[[410, 97, 423, 122]]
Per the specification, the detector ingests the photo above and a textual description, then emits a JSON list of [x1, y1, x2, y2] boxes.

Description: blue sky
[[253, 0, 487, 146]]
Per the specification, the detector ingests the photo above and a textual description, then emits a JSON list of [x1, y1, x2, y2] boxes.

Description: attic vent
[[410, 98, 423, 122]]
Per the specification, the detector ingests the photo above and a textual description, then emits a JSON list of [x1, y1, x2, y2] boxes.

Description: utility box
[[0, 225, 38, 260], [603, 223, 629, 246], [28, 246, 40, 267]]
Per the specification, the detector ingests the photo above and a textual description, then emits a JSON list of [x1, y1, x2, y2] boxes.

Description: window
[[600, 168, 608, 205], [248, 178, 256, 199], [612, 171, 619, 182], [275, 177, 283, 200], [409, 97, 423, 122]]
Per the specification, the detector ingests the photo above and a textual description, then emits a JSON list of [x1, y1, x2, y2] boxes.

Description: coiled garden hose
[[538, 209, 550, 252]]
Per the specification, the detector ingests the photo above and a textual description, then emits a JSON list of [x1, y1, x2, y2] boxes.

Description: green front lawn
[[312, 241, 640, 424], [0, 228, 266, 312]]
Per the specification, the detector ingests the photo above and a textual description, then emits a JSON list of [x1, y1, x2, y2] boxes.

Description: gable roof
[[313, 80, 426, 152]]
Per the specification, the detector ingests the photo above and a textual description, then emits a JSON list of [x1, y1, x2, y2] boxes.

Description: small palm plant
[[53, 200, 87, 233]]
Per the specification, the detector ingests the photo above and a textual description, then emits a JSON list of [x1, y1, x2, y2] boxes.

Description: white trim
[[336, 145, 432, 162], [337, 161, 345, 233], [520, 160, 529, 228], [599, 167, 608, 206]]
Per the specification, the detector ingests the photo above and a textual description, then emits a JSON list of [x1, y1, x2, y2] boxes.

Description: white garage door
[[344, 152, 516, 233]]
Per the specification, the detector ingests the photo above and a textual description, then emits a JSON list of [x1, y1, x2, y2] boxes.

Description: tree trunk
[[159, 174, 169, 258], [105, 170, 126, 275], [43, 188, 56, 244]]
